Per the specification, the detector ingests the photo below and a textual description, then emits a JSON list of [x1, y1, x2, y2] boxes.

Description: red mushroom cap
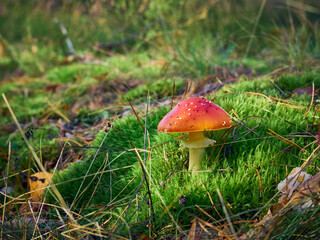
[[158, 97, 232, 133]]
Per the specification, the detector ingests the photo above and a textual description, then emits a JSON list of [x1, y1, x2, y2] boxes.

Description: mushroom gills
[[181, 131, 216, 149]]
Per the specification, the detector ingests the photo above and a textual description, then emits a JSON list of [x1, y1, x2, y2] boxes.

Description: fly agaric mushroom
[[158, 97, 232, 171]]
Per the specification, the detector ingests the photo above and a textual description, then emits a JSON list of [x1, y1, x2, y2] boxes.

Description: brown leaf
[[240, 171, 320, 239], [135, 233, 153, 240], [287, 172, 320, 209], [45, 83, 61, 93], [278, 167, 313, 204], [291, 86, 318, 97]]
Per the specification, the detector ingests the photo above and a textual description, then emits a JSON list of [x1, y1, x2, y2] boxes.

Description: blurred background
[[1, 2, 320, 238], [1, 0, 320, 79]]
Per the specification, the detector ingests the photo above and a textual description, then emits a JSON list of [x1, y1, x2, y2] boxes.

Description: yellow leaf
[[28, 172, 53, 201]]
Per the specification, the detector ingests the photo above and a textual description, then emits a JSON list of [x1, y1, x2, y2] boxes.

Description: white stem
[[188, 147, 205, 171], [183, 132, 215, 172]]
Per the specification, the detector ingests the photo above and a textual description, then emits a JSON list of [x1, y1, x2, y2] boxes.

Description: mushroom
[[158, 97, 232, 171]]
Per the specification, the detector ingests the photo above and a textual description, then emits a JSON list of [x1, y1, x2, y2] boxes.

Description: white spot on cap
[[222, 121, 226, 126], [164, 129, 168, 133]]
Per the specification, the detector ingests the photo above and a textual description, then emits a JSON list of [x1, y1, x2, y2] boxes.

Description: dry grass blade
[[113, 205, 130, 231], [217, 188, 238, 240], [33, 145, 64, 239], [130, 145, 186, 235], [1, 142, 10, 240], [276, 102, 305, 110], [27, 200, 43, 240], [197, 218, 228, 238], [187, 217, 197, 240], [267, 128, 302, 150], [1, 93, 76, 223], [54, 137, 83, 147], [46, 98, 70, 122], [195, 204, 220, 225], [132, 146, 155, 224], [198, 220, 211, 236], [73, 153, 107, 211], [244, 92, 273, 103], [171, 77, 175, 110], [71, 118, 114, 209], [300, 145, 320, 169], [128, 98, 144, 131], [85, 153, 109, 208], [108, 176, 137, 207], [304, 83, 315, 119], [200, 179, 223, 220], [209, 125, 235, 168], [255, 168, 264, 198], [231, 109, 240, 121], [244, 0, 267, 57], [182, 79, 190, 100], [269, 80, 286, 96], [116, 92, 152, 235], [61, 222, 129, 239]]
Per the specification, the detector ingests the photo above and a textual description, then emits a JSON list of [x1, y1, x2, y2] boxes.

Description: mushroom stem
[[183, 132, 216, 172], [188, 147, 205, 171]]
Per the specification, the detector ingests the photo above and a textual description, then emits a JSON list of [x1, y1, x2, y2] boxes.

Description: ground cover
[[0, 1, 320, 239]]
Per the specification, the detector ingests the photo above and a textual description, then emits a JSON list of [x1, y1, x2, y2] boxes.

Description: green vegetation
[[1, 0, 320, 239], [120, 77, 185, 103], [0, 125, 60, 170], [51, 72, 319, 236]]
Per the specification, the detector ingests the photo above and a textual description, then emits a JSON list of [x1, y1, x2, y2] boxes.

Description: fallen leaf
[[278, 167, 313, 204], [28, 172, 53, 202], [287, 172, 320, 210], [45, 83, 61, 93], [291, 86, 318, 97], [240, 171, 320, 239]]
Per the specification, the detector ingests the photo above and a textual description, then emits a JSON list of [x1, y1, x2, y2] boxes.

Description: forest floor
[[0, 1, 320, 239]]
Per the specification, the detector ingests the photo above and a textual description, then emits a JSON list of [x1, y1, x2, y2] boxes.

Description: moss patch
[[120, 77, 185, 103], [46, 63, 109, 83], [0, 125, 60, 182], [50, 72, 319, 236]]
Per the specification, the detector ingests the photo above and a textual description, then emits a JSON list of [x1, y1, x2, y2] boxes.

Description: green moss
[[44, 52, 167, 84], [0, 52, 173, 125], [120, 77, 185, 103], [0, 57, 18, 79], [0, 125, 60, 178], [0, 78, 50, 124], [142, 90, 317, 231], [45, 63, 109, 83], [105, 53, 167, 80], [50, 73, 319, 236], [274, 72, 320, 94]]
